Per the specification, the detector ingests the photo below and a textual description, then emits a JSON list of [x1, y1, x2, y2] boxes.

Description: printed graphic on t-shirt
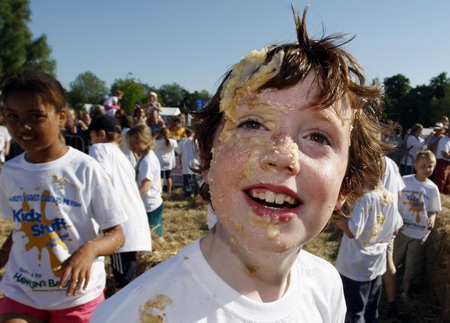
[[401, 191, 426, 230], [9, 189, 80, 290]]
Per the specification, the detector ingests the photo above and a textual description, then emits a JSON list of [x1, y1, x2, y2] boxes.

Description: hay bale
[[426, 195, 450, 322]]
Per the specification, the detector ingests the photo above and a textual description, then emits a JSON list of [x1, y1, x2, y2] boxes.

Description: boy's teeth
[[265, 191, 275, 203], [250, 189, 296, 205]]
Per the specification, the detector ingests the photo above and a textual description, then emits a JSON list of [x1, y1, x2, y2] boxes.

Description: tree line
[[1, 0, 449, 123], [383, 72, 450, 132], [66, 71, 210, 113]]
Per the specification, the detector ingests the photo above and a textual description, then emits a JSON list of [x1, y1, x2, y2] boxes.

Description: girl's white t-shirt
[[0, 147, 127, 310], [136, 150, 163, 212], [154, 138, 178, 171]]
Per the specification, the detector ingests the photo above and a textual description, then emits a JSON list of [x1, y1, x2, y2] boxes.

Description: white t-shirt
[[136, 150, 163, 212], [103, 95, 118, 106], [175, 137, 198, 175], [0, 147, 127, 310], [89, 143, 151, 253], [336, 188, 403, 281], [398, 175, 441, 240], [400, 135, 425, 166], [154, 138, 178, 171], [92, 239, 346, 323], [119, 127, 137, 167], [435, 135, 450, 160], [383, 156, 405, 220], [0, 126, 11, 163]]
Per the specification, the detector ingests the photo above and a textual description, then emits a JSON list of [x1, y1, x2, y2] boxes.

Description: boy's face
[[205, 73, 352, 253], [414, 158, 436, 181], [4, 90, 66, 163]]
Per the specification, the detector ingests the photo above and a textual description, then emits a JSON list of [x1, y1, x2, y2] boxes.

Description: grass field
[[0, 188, 447, 322]]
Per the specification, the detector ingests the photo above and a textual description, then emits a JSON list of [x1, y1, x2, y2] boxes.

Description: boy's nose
[[260, 134, 300, 175]]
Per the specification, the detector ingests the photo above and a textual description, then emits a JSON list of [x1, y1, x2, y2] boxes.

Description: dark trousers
[[183, 174, 199, 197], [341, 274, 382, 323], [110, 251, 137, 289]]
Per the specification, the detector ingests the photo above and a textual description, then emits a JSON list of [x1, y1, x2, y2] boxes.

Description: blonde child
[[88, 115, 152, 292], [394, 150, 441, 301], [126, 125, 164, 239], [335, 179, 403, 322], [0, 70, 126, 322], [93, 7, 387, 322]]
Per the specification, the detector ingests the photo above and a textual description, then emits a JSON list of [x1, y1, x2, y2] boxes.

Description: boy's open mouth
[[246, 188, 301, 210]]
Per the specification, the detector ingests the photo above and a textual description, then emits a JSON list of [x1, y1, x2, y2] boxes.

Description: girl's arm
[[139, 178, 152, 196], [0, 232, 12, 268], [334, 218, 355, 239], [427, 211, 437, 230], [56, 224, 124, 296]]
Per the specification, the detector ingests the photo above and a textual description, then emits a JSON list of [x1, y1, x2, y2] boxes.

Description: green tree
[[68, 71, 108, 106], [183, 90, 211, 112], [158, 83, 189, 108], [0, 0, 55, 75], [383, 74, 411, 122]]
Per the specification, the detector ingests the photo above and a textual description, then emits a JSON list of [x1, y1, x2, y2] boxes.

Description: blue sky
[[29, 0, 450, 94]]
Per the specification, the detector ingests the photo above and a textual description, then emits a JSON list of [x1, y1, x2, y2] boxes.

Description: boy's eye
[[308, 132, 330, 145], [238, 119, 267, 130]]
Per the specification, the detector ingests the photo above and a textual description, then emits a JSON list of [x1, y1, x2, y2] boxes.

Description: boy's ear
[[334, 192, 346, 211], [99, 129, 107, 139]]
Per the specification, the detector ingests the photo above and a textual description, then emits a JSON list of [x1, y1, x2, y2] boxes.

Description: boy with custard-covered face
[[92, 8, 388, 322]]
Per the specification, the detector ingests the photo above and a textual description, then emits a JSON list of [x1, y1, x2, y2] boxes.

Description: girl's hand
[[54, 242, 97, 296], [54, 225, 124, 296], [427, 217, 436, 230]]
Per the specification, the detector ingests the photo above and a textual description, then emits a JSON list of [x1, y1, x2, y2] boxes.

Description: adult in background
[[147, 107, 165, 136], [433, 126, 450, 194], [427, 122, 445, 157], [146, 91, 162, 114], [167, 116, 186, 140], [399, 123, 432, 175]]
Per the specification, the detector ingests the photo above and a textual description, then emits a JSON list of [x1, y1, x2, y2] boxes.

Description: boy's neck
[[414, 174, 428, 182], [200, 223, 299, 303]]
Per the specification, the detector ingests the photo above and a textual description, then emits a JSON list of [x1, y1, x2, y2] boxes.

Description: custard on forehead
[[219, 47, 285, 115], [219, 46, 353, 128]]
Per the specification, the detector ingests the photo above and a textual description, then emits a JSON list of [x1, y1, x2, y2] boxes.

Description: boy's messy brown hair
[[0, 70, 67, 113], [192, 7, 389, 215]]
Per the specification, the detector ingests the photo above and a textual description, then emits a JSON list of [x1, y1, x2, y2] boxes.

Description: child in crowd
[[175, 127, 200, 198], [126, 125, 164, 239], [92, 7, 387, 322], [381, 155, 405, 319], [335, 177, 403, 322], [394, 150, 441, 301], [0, 70, 126, 322], [154, 127, 178, 194], [103, 90, 123, 116], [88, 115, 152, 292]]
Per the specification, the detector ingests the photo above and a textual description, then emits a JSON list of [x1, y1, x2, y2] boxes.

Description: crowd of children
[[0, 6, 444, 323]]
